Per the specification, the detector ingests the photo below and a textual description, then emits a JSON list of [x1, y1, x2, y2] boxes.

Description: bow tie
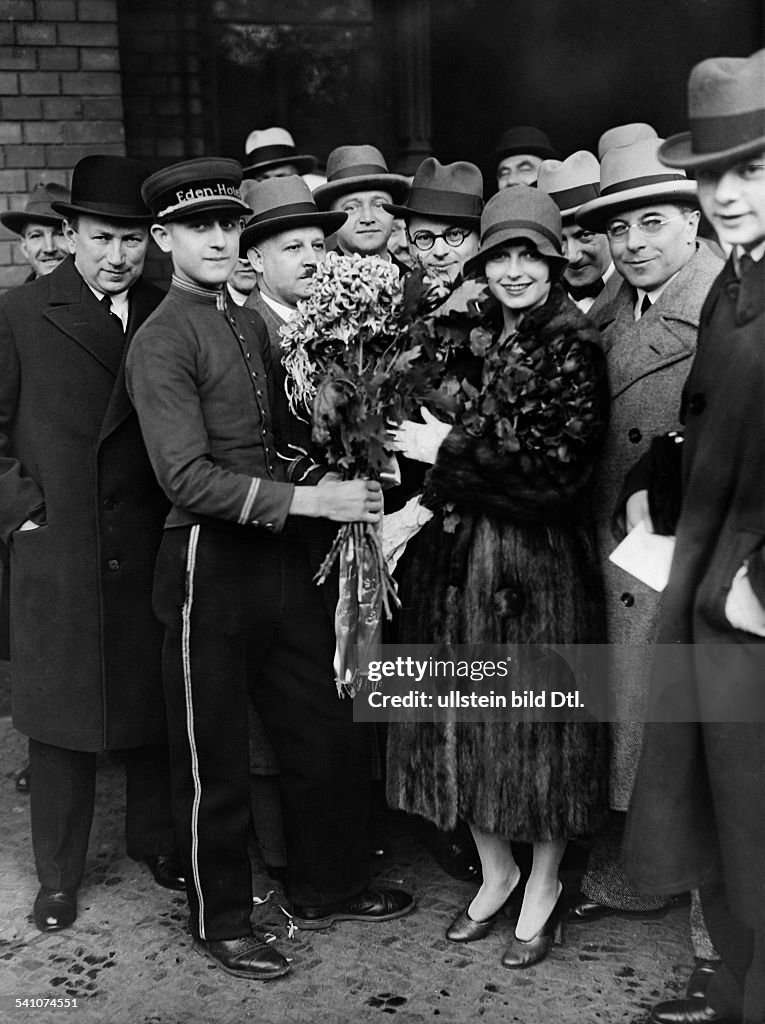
[[567, 277, 605, 301]]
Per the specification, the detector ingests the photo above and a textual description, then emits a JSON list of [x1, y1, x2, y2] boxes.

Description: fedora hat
[[51, 155, 152, 222], [313, 145, 409, 210], [537, 151, 601, 221], [240, 175, 346, 253], [597, 123, 658, 159], [243, 127, 317, 178], [1, 181, 70, 234], [383, 157, 483, 226], [463, 184, 567, 278], [576, 137, 697, 232], [658, 48, 765, 169], [142, 157, 251, 222], [493, 126, 559, 164]]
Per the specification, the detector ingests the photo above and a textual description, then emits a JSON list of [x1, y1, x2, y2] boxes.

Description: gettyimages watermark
[[349, 644, 765, 723]]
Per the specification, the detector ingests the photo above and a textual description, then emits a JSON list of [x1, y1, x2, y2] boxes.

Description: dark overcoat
[[624, 254, 765, 931], [0, 256, 168, 751]]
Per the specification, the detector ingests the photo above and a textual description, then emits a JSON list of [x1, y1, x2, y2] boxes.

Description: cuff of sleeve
[[245, 479, 295, 533]]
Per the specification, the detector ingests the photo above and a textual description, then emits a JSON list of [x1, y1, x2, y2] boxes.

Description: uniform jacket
[[624, 253, 765, 930], [590, 242, 723, 808], [0, 256, 169, 751]]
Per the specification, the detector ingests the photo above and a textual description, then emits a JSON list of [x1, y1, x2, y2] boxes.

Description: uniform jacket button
[[107, 559, 120, 571], [628, 428, 642, 443], [687, 393, 706, 414], [620, 592, 635, 607]]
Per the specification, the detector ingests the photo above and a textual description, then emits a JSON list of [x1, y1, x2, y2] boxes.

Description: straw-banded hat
[[659, 48, 765, 169], [239, 175, 346, 253], [597, 123, 658, 159], [313, 146, 409, 210], [52, 155, 152, 222], [493, 126, 558, 164], [463, 184, 567, 278], [576, 138, 698, 233], [383, 157, 483, 227], [243, 127, 317, 178], [1, 181, 70, 234], [141, 158, 251, 223], [536, 151, 601, 221]]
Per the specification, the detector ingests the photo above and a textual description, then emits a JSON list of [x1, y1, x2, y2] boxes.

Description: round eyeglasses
[[408, 227, 473, 251], [605, 212, 688, 241]]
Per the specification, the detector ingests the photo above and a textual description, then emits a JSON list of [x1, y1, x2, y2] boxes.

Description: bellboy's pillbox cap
[[142, 158, 251, 223]]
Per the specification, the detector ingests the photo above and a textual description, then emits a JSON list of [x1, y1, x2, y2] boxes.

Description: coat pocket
[[697, 528, 765, 633]]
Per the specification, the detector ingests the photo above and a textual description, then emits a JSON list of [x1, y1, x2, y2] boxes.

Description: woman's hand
[[387, 408, 452, 464]]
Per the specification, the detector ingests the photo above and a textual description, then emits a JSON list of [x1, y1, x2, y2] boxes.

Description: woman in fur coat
[[387, 186, 609, 969]]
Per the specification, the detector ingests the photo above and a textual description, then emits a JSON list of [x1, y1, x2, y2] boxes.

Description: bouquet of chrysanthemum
[[280, 251, 486, 693]]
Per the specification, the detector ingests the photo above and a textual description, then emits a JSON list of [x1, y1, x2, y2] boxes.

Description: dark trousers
[[29, 738, 176, 891], [154, 524, 372, 942], [702, 885, 765, 1024]]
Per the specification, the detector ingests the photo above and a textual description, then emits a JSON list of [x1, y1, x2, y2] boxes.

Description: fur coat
[[386, 285, 610, 841]]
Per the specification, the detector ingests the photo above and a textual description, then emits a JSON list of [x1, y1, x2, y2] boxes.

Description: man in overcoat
[[624, 49, 765, 1024], [0, 155, 181, 933], [568, 139, 723, 923]]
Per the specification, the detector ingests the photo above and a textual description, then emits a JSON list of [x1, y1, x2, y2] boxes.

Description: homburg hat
[[313, 145, 409, 210], [463, 184, 568, 278], [536, 151, 601, 221], [243, 127, 317, 178], [576, 138, 698, 233], [658, 48, 765, 169], [493, 126, 559, 164], [1, 181, 70, 234], [239, 175, 346, 253], [383, 157, 483, 227], [142, 157, 251, 223], [597, 123, 658, 159], [51, 155, 153, 222]]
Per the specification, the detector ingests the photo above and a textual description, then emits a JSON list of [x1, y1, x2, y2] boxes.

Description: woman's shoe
[[501, 887, 567, 969], [446, 904, 496, 943]]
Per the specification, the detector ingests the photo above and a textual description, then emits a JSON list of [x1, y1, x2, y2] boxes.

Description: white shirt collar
[[84, 281, 129, 330], [226, 282, 248, 306], [260, 291, 297, 323], [737, 240, 765, 265], [634, 269, 682, 321]]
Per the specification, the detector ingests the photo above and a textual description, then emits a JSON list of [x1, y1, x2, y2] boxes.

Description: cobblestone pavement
[[0, 716, 695, 1024]]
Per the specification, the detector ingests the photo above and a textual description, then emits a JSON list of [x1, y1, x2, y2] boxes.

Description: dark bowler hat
[[463, 184, 567, 279], [239, 175, 347, 253], [537, 151, 601, 222], [51, 155, 153, 222], [659, 48, 765, 169], [313, 145, 409, 210], [494, 126, 559, 164], [243, 127, 317, 177], [1, 181, 70, 234], [142, 157, 251, 222], [597, 123, 658, 159], [384, 158, 483, 226], [576, 137, 697, 233]]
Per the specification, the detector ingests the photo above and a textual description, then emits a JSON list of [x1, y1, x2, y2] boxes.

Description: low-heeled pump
[[446, 905, 496, 943], [501, 888, 567, 969]]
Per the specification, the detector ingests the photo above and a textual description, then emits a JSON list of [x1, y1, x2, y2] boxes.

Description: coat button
[[620, 592, 635, 607], [628, 428, 642, 444], [687, 393, 706, 414], [107, 559, 120, 571]]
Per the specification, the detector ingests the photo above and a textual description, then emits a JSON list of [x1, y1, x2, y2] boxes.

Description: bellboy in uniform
[[126, 158, 414, 983], [0, 155, 181, 934]]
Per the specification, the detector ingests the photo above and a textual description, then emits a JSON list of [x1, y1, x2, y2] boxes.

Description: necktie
[[738, 253, 754, 280], [639, 293, 652, 318], [101, 293, 124, 332], [567, 278, 605, 301]]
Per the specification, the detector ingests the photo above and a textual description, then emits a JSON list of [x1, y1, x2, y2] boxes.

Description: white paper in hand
[[609, 520, 676, 592]]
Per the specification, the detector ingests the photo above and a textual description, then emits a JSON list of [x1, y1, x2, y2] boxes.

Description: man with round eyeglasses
[[564, 137, 723, 930]]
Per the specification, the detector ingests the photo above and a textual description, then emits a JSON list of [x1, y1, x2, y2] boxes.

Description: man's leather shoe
[[33, 887, 77, 932], [193, 934, 290, 980], [648, 996, 739, 1024], [686, 960, 720, 999], [568, 898, 668, 922], [140, 854, 186, 891], [291, 887, 415, 930]]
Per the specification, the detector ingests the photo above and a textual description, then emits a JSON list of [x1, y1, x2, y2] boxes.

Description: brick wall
[[0, 0, 126, 290]]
